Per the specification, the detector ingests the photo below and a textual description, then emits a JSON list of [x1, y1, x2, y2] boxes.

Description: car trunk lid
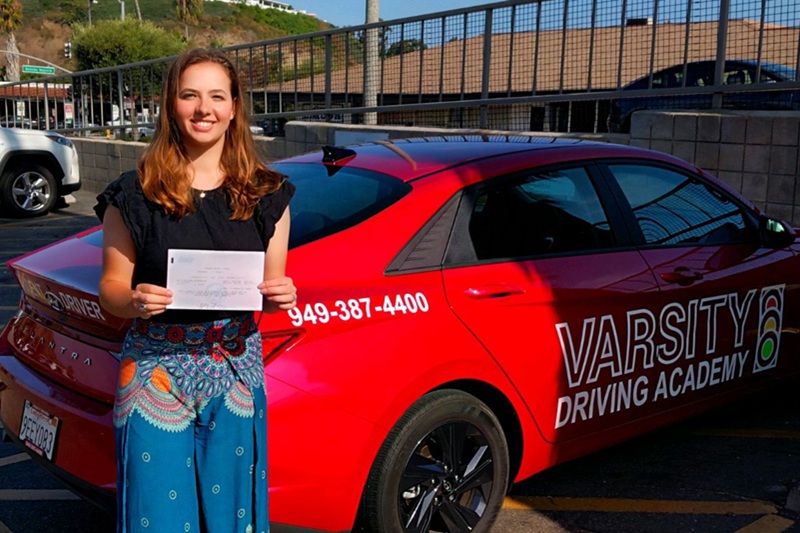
[[4, 228, 126, 403]]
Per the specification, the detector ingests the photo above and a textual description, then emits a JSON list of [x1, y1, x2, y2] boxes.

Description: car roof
[[275, 135, 646, 182], [625, 59, 797, 85]]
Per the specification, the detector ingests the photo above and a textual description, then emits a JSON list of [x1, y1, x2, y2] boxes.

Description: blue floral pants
[[114, 315, 268, 533]]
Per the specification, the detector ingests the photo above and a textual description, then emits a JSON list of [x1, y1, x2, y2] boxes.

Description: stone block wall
[[629, 110, 800, 226], [73, 138, 147, 193], [73, 111, 799, 225], [74, 123, 622, 194]]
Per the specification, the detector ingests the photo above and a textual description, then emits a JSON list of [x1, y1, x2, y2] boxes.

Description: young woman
[[95, 48, 296, 533]]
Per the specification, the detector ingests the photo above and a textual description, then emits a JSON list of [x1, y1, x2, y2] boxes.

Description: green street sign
[[22, 65, 56, 75]]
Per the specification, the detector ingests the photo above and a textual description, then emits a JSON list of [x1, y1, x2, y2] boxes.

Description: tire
[[361, 390, 509, 533], [0, 163, 58, 217]]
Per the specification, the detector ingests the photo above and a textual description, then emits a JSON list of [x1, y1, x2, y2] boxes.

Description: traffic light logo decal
[[754, 284, 783, 373]]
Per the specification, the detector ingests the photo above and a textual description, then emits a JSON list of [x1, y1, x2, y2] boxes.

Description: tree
[[175, 0, 203, 39], [72, 20, 187, 132], [72, 19, 187, 71], [37, 0, 85, 25], [175, 0, 203, 25], [384, 38, 427, 58], [0, 0, 22, 82]]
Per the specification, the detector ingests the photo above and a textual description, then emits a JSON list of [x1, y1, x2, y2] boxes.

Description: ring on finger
[[139, 302, 147, 312]]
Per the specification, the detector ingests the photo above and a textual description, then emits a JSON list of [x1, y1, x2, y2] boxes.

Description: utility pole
[[118, 0, 126, 20], [363, 0, 379, 125], [87, 0, 92, 25]]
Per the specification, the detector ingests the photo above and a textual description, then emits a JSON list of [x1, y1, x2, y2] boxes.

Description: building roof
[[260, 19, 799, 95], [0, 83, 71, 99]]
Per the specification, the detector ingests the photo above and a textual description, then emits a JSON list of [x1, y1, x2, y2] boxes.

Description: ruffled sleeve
[[93, 170, 150, 253], [256, 179, 296, 245]]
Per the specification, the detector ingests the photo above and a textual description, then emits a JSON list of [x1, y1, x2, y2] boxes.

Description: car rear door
[[441, 162, 662, 444]]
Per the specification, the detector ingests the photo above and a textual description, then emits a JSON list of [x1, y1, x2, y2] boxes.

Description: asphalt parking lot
[[1, 191, 799, 532]]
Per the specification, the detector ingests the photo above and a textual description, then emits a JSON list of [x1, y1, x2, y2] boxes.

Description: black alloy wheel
[[361, 389, 509, 533]]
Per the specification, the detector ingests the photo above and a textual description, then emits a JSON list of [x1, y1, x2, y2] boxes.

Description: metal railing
[[1, 0, 798, 136]]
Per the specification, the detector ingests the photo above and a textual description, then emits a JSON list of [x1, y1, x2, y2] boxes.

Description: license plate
[[19, 400, 60, 461]]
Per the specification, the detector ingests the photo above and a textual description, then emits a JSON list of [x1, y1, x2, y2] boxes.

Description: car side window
[[606, 164, 750, 246], [725, 69, 746, 84], [468, 166, 614, 261], [686, 65, 712, 87], [652, 70, 680, 88]]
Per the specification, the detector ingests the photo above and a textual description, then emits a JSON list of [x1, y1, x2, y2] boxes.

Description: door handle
[[660, 267, 704, 286], [464, 284, 525, 299]]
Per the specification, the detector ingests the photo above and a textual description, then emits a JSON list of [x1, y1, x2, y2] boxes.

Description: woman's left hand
[[259, 276, 297, 311]]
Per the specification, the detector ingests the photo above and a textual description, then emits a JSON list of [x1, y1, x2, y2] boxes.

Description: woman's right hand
[[132, 284, 173, 318]]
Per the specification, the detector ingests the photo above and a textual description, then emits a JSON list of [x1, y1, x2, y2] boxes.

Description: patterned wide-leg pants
[[114, 315, 268, 533]]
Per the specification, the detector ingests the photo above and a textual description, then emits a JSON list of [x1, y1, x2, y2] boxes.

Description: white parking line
[[0, 454, 29, 468], [0, 489, 79, 501], [503, 496, 796, 532], [504, 497, 777, 514], [735, 514, 796, 533], [0, 451, 78, 503]]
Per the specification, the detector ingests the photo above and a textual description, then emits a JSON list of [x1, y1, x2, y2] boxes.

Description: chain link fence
[[1, 0, 797, 137]]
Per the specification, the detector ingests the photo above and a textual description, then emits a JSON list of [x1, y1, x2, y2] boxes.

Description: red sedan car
[[1, 136, 799, 532]]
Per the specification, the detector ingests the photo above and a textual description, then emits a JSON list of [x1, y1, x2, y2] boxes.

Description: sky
[[287, 0, 795, 29], [289, 0, 496, 27]]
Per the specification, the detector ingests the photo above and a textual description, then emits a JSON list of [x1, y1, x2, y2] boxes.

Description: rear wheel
[[361, 390, 509, 532], [1, 163, 58, 217]]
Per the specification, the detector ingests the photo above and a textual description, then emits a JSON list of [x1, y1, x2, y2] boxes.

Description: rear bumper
[[0, 347, 373, 532], [0, 354, 117, 494], [1, 418, 115, 515]]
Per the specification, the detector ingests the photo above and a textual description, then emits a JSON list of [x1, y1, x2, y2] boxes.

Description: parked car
[[1, 137, 799, 531], [137, 125, 156, 138], [59, 119, 100, 129], [73, 119, 101, 129], [0, 117, 34, 129], [104, 117, 156, 139], [608, 59, 799, 132], [0, 127, 81, 217]]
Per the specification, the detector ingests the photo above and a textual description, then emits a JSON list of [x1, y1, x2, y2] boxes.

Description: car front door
[[442, 163, 662, 444], [600, 161, 799, 413]]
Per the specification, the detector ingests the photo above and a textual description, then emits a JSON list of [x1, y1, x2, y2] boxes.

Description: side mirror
[[760, 215, 797, 248]]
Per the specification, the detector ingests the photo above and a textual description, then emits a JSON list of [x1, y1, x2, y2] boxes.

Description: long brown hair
[[138, 48, 284, 220]]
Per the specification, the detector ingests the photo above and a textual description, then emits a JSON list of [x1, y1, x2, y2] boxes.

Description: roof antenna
[[322, 146, 357, 165]]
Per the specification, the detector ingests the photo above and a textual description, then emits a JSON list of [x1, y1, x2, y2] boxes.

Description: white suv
[[0, 127, 81, 217]]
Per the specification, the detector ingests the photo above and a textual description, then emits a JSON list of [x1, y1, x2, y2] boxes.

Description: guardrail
[[1, 0, 798, 136]]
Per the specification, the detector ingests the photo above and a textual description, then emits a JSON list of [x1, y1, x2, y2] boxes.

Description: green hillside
[[23, 0, 329, 38], [13, 0, 332, 71]]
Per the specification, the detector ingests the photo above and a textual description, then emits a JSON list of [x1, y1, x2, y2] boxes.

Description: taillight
[[261, 330, 302, 364]]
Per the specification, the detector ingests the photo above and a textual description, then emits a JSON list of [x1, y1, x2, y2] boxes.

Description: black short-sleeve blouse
[[94, 170, 295, 324]]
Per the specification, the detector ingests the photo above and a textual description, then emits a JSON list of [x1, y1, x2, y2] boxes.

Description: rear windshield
[[271, 162, 412, 248]]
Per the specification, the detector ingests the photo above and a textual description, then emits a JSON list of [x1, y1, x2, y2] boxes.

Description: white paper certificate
[[166, 249, 265, 311]]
